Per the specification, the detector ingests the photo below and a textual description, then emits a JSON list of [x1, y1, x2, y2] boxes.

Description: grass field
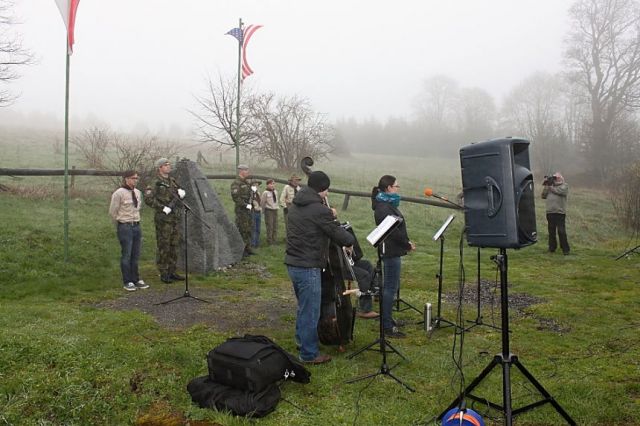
[[1, 128, 639, 425]]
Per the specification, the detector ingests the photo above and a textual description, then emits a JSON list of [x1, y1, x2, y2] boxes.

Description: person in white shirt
[[260, 179, 280, 245], [109, 170, 148, 292]]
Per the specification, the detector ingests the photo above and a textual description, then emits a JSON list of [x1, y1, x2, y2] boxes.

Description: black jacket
[[373, 199, 411, 258], [285, 187, 355, 268]]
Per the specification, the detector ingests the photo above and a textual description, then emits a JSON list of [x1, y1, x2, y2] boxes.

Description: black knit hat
[[308, 171, 331, 192]]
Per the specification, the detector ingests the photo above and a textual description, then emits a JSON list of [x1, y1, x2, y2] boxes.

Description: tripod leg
[[385, 370, 415, 392], [512, 359, 576, 425], [347, 338, 381, 359], [438, 356, 500, 420]]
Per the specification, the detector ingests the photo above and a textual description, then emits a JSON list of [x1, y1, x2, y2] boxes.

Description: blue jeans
[[382, 256, 401, 330], [287, 265, 322, 361], [117, 222, 141, 284], [251, 211, 261, 247]]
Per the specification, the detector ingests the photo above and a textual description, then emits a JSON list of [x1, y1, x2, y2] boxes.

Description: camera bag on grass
[[187, 375, 280, 418], [207, 334, 310, 392]]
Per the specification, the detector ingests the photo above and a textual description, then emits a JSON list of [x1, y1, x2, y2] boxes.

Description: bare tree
[[412, 74, 459, 129], [191, 75, 257, 152], [564, 0, 640, 177], [453, 87, 496, 144], [247, 93, 334, 170], [72, 126, 180, 187], [0, 0, 34, 105], [501, 72, 571, 173], [611, 161, 640, 232]]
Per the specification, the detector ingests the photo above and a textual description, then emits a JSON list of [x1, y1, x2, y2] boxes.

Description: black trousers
[[546, 213, 570, 254]]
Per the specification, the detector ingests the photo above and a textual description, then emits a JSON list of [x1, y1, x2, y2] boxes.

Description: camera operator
[[541, 172, 570, 255]]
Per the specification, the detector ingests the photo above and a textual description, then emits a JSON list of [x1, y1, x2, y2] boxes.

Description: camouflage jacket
[[230, 176, 253, 212], [144, 174, 181, 218]]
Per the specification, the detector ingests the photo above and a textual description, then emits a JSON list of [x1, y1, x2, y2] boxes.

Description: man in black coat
[[285, 171, 355, 364]]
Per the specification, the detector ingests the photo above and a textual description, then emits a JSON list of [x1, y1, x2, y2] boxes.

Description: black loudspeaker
[[460, 137, 537, 248]]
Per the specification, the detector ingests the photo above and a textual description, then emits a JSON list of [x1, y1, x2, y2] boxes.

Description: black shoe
[[160, 274, 173, 284], [169, 273, 185, 281], [244, 247, 256, 256], [384, 327, 406, 338]]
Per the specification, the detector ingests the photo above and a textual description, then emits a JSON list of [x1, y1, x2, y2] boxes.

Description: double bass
[[300, 157, 356, 349]]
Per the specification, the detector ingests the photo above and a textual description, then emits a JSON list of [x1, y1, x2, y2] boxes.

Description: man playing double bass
[[285, 171, 355, 365]]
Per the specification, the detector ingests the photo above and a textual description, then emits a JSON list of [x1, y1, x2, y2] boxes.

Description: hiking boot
[[384, 327, 406, 338], [169, 273, 185, 281], [135, 280, 149, 289], [160, 274, 173, 284], [301, 354, 332, 365], [123, 282, 137, 292]]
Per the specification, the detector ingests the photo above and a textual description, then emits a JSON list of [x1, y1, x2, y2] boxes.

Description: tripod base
[[347, 337, 406, 360], [346, 362, 415, 392], [438, 353, 576, 425], [464, 317, 502, 332], [394, 298, 423, 316], [156, 290, 211, 305]]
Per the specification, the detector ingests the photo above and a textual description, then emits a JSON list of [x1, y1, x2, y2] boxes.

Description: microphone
[[423, 187, 448, 201], [423, 187, 463, 209]]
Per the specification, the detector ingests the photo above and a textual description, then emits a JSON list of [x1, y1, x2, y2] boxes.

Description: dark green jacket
[[144, 174, 181, 220]]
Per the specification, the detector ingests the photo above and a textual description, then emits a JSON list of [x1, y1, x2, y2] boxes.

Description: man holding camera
[[541, 172, 570, 255]]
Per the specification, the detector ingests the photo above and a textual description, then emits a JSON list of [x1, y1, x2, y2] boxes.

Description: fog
[[3, 0, 574, 135]]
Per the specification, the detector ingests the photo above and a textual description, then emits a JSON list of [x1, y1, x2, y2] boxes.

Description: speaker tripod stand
[[157, 198, 211, 305], [438, 249, 575, 425]]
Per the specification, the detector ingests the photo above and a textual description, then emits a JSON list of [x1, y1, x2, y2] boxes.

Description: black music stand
[[157, 197, 211, 305], [429, 214, 458, 331], [346, 215, 414, 392], [464, 247, 501, 332], [438, 249, 575, 425]]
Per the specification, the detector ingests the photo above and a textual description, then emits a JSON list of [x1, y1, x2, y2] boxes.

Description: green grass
[[1, 129, 640, 425]]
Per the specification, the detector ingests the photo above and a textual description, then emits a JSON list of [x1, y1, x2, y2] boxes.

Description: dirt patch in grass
[[96, 263, 296, 334], [443, 279, 571, 334]]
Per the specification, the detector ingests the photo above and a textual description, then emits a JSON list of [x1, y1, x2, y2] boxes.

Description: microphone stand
[[157, 194, 211, 305], [464, 247, 501, 332]]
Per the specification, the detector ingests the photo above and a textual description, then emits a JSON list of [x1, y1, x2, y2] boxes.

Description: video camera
[[542, 175, 556, 186]]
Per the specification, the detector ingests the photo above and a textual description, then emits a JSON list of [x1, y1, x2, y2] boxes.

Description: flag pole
[[63, 47, 71, 262], [234, 17, 242, 170]]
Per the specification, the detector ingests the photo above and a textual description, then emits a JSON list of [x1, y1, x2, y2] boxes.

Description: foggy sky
[[4, 0, 575, 134]]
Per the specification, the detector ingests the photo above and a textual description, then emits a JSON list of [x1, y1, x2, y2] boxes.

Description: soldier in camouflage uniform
[[231, 164, 255, 256], [144, 158, 187, 283]]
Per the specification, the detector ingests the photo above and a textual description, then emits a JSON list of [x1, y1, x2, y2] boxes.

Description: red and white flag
[[54, 0, 80, 54], [226, 24, 263, 80]]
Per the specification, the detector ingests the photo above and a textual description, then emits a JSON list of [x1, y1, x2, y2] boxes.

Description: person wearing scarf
[[260, 179, 280, 245], [109, 170, 148, 292], [371, 175, 416, 338]]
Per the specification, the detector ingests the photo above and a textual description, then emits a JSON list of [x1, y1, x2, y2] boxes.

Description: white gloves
[[251, 185, 258, 192], [177, 188, 186, 199], [246, 204, 252, 210], [162, 206, 172, 215]]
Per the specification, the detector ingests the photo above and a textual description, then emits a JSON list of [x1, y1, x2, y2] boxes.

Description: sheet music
[[433, 214, 455, 240], [367, 215, 401, 246]]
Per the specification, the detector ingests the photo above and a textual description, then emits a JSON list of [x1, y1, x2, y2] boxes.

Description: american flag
[[226, 24, 263, 80]]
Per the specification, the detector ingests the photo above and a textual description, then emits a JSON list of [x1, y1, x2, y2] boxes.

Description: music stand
[[346, 215, 415, 392], [428, 214, 458, 330], [157, 197, 211, 305]]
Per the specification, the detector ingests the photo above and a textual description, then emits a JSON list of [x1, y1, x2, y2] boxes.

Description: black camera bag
[[187, 375, 281, 418], [207, 334, 310, 392]]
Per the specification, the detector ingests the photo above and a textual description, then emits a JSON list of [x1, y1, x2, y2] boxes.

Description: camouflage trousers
[[154, 216, 180, 275], [235, 209, 253, 247]]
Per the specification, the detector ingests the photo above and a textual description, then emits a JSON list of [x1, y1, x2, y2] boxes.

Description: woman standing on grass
[[371, 175, 416, 338], [109, 170, 148, 292]]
